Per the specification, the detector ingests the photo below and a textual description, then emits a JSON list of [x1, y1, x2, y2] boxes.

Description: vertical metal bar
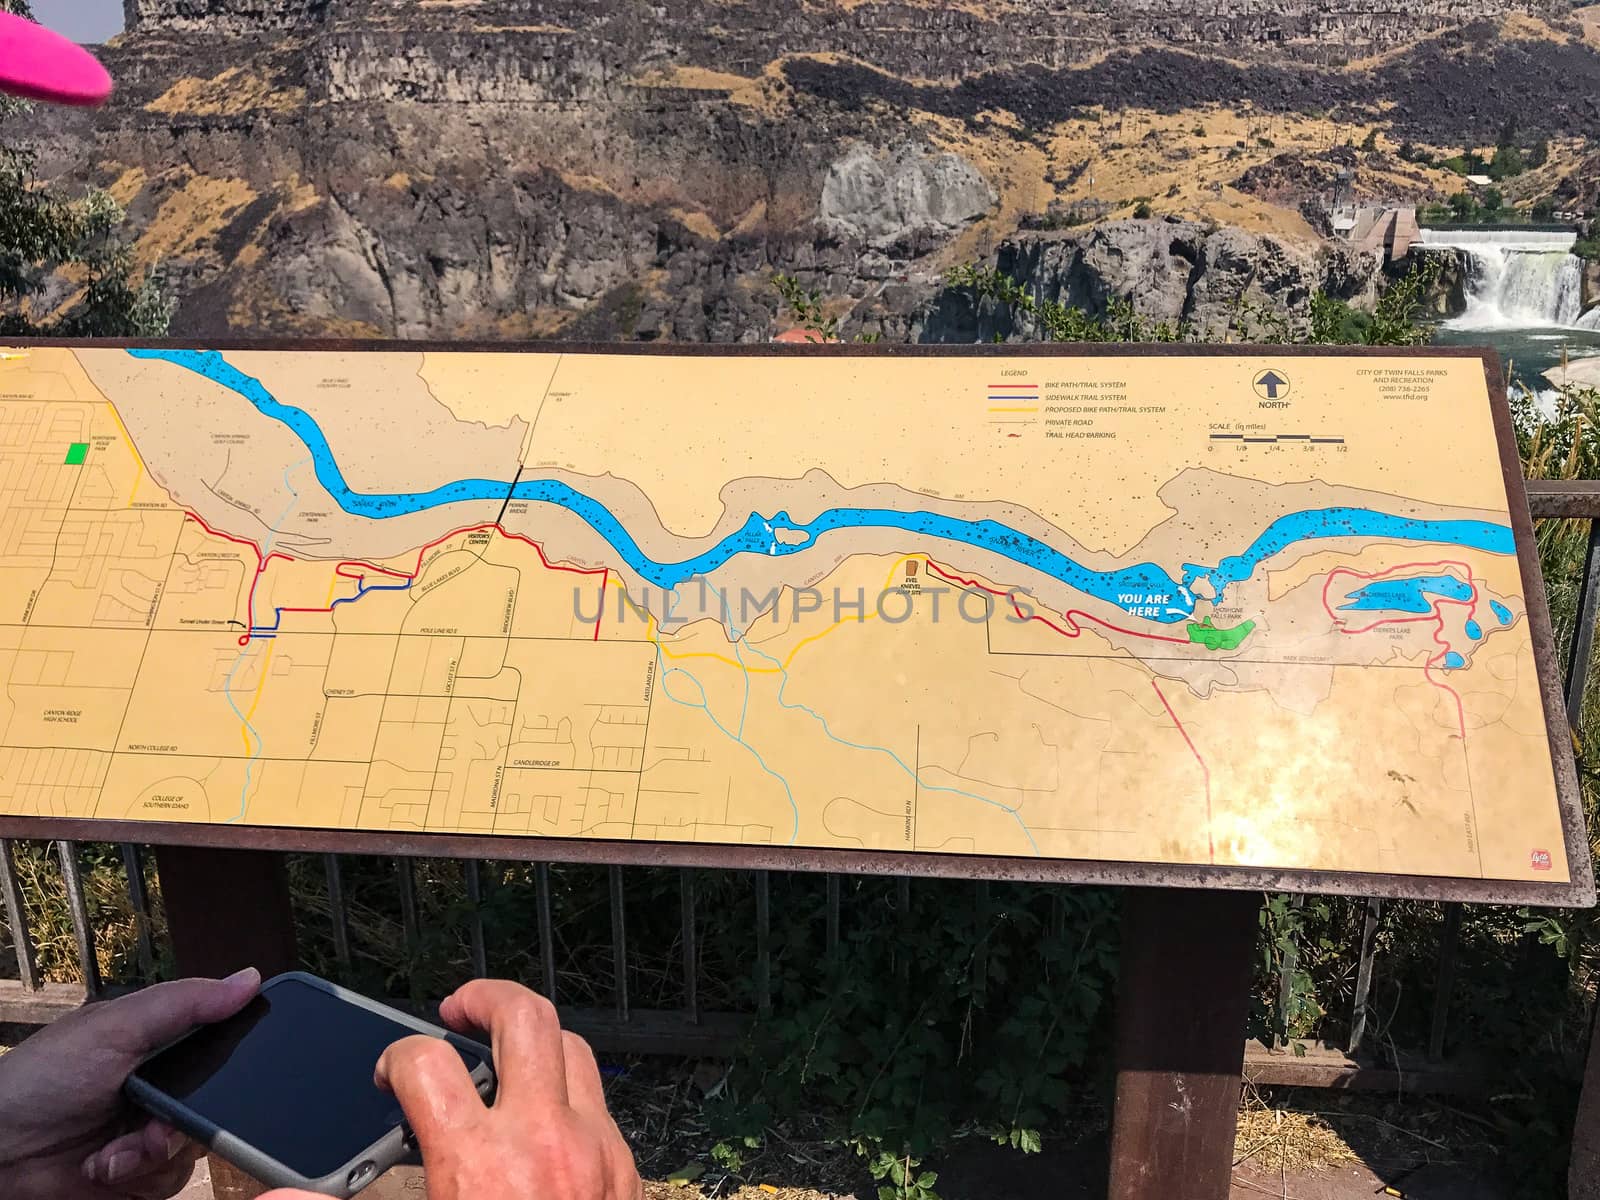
[[464, 860, 488, 979], [56, 841, 101, 997], [1347, 897, 1382, 1057], [680, 870, 700, 1024], [323, 854, 352, 975], [1274, 895, 1304, 1050], [896, 875, 912, 984], [0, 838, 40, 991], [1565, 519, 1600, 728], [1428, 903, 1464, 1062], [397, 858, 420, 959], [120, 844, 157, 982], [608, 865, 628, 1022], [825, 873, 841, 953], [973, 880, 991, 1006], [535, 862, 556, 1002], [755, 871, 772, 1018]]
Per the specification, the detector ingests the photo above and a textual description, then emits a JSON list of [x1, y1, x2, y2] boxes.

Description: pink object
[[0, 12, 113, 106]]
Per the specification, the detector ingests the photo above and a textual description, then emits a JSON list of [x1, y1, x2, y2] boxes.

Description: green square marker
[[64, 443, 89, 465]]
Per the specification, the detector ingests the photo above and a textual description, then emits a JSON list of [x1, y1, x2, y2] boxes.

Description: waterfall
[[1416, 228, 1585, 329]]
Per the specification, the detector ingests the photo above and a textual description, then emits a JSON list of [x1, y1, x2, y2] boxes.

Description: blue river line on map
[[128, 349, 1517, 625]]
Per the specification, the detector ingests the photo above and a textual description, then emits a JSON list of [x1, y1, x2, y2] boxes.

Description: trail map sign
[[0, 344, 1587, 904]]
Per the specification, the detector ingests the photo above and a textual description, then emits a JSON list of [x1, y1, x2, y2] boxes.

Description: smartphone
[[125, 971, 496, 1197]]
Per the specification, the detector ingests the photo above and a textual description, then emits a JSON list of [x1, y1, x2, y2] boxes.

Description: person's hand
[[0, 967, 260, 1200], [262, 980, 641, 1200]]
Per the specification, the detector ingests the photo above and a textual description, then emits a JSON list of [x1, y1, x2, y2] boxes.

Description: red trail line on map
[[181, 512, 607, 645], [920, 559, 1193, 646]]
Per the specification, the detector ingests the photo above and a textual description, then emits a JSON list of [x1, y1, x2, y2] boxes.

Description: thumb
[[97, 967, 262, 1058]]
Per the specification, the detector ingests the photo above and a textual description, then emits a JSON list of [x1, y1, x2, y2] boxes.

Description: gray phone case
[[125, 971, 496, 1198]]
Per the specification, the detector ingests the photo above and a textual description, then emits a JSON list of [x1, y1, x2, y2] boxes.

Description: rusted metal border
[[0, 339, 1590, 907], [1525, 479, 1600, 519]]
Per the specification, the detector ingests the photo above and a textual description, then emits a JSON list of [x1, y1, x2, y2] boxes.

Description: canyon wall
[[20, 1, 1588, 339]]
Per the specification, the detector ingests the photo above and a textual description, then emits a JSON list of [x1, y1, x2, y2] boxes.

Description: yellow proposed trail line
[[239, 640, 275, 755], [104, 401, 145, 505], [609, 554, 935, 676]]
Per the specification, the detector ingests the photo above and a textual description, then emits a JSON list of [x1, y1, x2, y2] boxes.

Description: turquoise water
[[1339, 574, 1474, 613], [1465, 619, 1482, 639], [1431, 326, 1600, 397], [129, 349, 1518, 622], [1444, 651, 1466, 668], [1491, 600, 1514, 624]]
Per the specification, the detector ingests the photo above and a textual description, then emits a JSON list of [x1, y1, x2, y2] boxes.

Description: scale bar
[[1208, 433, 1345, 444]]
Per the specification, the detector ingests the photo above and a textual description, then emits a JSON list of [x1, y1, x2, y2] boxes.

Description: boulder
[[820, 143, 995, 252]]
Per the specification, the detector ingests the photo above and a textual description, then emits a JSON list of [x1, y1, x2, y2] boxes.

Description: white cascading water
[[1416, 228, 1586, 329]]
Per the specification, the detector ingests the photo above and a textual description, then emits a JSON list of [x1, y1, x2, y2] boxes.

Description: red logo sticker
[[1531, 849, 1553, 871]]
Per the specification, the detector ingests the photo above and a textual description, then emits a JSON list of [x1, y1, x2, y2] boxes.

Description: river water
[[1431, 324, 1600, 399], [126, 348, 1517, 630]]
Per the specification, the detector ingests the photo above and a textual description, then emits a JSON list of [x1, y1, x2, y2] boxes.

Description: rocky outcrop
[[819, 144, 995, 252], [123, 0, 328, 33], [1410, 248, 1473, 318], [120, 1, 1565, 71], [853, 220, 1381, 343]]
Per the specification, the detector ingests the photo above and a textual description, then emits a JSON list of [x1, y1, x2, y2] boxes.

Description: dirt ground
[[165, 1079, 1513, 1200], [174, 1145, 1509, 1200]]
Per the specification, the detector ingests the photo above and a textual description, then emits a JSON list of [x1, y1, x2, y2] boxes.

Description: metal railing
[[2, 479, 1597, 1077]]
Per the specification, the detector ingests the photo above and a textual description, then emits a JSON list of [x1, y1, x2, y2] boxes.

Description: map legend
[[988, 381, 1039, 430]]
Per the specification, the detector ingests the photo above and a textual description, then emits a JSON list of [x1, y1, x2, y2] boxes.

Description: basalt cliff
[[14, 0, 1600, 340]]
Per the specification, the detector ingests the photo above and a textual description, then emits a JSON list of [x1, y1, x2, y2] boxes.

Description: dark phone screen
[[131, 978, 481, 1181]]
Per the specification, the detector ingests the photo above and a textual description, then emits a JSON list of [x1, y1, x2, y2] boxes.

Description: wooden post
[[1570, 1000, 1600, 1199], [1107, 887, 1259, 1200], [156, 847, 299, 1200]]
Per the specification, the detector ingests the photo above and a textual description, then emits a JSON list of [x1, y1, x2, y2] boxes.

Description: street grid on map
[[0, 347, 1571, 885]]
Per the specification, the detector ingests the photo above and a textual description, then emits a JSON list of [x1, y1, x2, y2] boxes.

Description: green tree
[[1487, 145, 1525, 181], [1481, 186, 1504, 216], [1449, 191, 1479, 222], [0, 0, 170, 337]]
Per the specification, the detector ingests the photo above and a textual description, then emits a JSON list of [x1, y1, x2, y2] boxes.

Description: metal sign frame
[[0, 339, 1589, 907]]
